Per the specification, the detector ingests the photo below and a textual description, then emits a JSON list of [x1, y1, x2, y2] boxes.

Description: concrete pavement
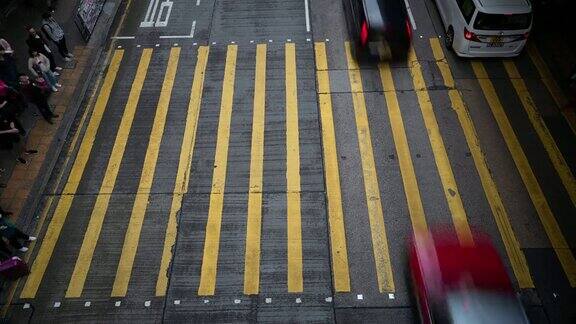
[[3, 0, 576, 322]]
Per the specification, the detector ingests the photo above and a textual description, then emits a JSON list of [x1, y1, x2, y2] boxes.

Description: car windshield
[[473, 12, 532, 30], [434, 290, 529, 324]]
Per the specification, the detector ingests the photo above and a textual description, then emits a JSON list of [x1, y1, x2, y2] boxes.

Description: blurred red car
[[408, 229, 529, 324]]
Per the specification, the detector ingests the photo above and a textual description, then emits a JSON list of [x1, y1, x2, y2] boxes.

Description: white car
[[435, 0, 533, 57]]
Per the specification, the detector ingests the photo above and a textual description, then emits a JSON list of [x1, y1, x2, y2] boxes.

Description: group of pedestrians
[[0, 8, 72, 165], [0, 7, 72, 265]]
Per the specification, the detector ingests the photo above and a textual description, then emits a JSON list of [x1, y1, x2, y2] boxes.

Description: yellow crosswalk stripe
[[244, 44, 267, 295], [527, 43, 576, 135], [285, 43, 303, 293], [20, 50, 125, 299], [503, 61, 576, 208], [430, 39, 533, 288], [198, 45, 238, 296], [314, 42, 351, 292], [110, 48, 179, 297], [378, 62, 428, 232], [408, 48, 473, 246], [472, 61, 576, 287], [66, 48, 153, 298], [345, 42, 394, 293], [156, 46, 209, 296]]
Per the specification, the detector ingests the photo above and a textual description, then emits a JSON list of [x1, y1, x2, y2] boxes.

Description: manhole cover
[[63, 60, 77, 69]]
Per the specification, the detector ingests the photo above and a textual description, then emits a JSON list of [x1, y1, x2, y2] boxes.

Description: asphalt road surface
[[6, 0, 576, 322]]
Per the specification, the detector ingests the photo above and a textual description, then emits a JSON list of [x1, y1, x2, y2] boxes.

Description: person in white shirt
[[28, 50, 61, 92]]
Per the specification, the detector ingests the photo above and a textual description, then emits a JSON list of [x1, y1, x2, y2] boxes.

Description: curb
[[16, 2, 122, 235]]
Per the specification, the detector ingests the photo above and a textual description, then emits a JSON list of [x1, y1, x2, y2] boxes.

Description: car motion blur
[[435, 0, 533, 57], [343, 0, 412, 61], [408, 229, 530, 324]]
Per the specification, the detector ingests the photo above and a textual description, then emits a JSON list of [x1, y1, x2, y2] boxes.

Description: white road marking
[[404, 0, 417, 30], [190, 20, 196, 37], [141, 0, 160, 27], [155, 0, 173, 27], [141, 0, 173, 27], [111, 36, 135, 39], [196, 0, 201, 5], [159, 20, 196, 39], [304, 0, 311, 32]]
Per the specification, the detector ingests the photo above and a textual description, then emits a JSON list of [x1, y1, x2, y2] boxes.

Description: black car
[[343, 0, 412, 61]]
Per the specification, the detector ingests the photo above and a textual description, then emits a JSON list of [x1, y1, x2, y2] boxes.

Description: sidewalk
[[532, 0, 576, 89], [0, 0, 91, 224], [530, 0, 576, 133]]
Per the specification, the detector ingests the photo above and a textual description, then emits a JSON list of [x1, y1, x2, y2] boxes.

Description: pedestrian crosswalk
[[17, 39, 576, 304]]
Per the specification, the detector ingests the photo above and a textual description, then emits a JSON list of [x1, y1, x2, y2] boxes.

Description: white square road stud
[[357, 294, 364, 300], [115, 301, 121, 307], [144, 301, 151, 307], [295, 298, 302, 304], [265, 298, 272, 304], [53, 302, 61, 308], [174, 300, 181, 305], [84, 301, 91, 307]]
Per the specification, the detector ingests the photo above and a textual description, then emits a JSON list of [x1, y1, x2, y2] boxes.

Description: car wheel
[[445, 27, 454, 50]]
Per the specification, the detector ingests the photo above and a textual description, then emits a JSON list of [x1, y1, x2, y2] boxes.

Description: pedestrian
[[26, 27, 61, 75], [0, 51, 19, 89], [0, 118, 28, 165], [0, 238, 12, 261], [0, 118, 20, 150], [18, 74, 59, 124], [28, 50, 61, 92], [0, 99, 25, 136], [0, 38, 13, 55], [0, 80, 24, 115], [41, 12, 74, 61], [0, 210, 36, 253]]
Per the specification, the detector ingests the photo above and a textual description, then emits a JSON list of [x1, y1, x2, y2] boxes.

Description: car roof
[[473, 0, 532, 14], [363, 0, 407, 29]]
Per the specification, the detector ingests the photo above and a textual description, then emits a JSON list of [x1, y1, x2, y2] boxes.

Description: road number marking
[[141, 0, 173, 28]]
